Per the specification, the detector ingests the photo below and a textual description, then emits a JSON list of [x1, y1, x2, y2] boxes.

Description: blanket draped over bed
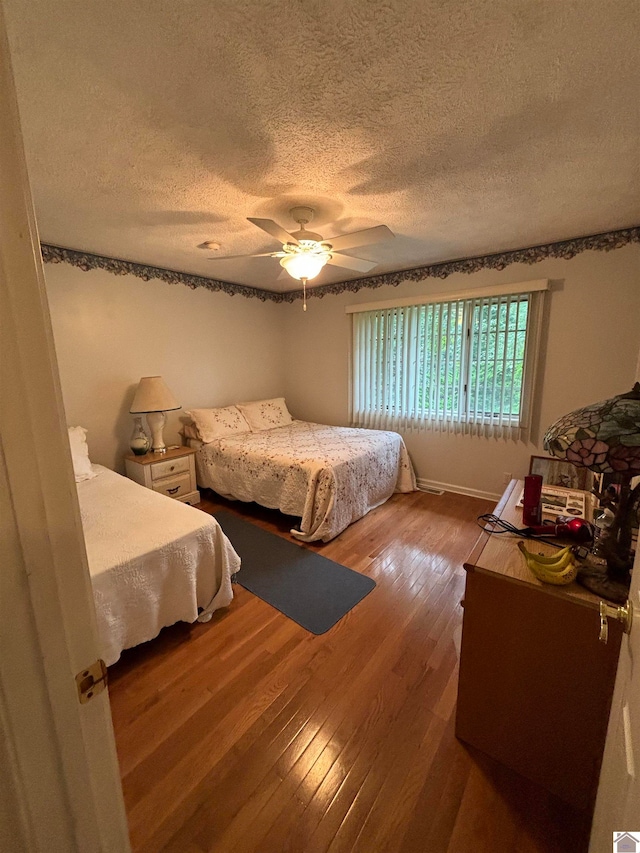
[[77, 465, 240, 666], [194, 421, 417, 542]]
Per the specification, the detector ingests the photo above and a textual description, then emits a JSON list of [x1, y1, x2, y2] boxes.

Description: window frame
[[348, 279, 548, 438]]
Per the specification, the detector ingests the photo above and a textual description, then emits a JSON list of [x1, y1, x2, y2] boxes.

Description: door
[[590, 495, 640, 851], [0, 7, 130, 851]]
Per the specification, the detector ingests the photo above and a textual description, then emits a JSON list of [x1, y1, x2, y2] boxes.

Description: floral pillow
[[181, 422, 200, 440], [185, 406, 251, 443], [68, 426, 98, 482], [236, 398, 293, 432]]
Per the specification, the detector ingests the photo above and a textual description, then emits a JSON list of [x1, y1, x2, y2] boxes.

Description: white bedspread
[[77, 465, 240, 666], [194, 420, 417, 543]]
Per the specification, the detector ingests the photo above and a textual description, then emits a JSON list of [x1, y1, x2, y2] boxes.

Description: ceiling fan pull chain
[[302, 277, 307, 311]]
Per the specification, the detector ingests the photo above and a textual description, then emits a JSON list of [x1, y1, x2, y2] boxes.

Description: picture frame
[[594, 472, 619, 502], [594, 472, 640, 509], [528, 455, 594, 491]]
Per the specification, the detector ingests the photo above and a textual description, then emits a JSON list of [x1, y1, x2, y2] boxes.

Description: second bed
[[189, 419, 417, 542], [78, 464, 240, 666]]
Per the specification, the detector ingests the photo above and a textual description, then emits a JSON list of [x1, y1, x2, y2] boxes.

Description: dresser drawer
[[152, 472, 192, 499], [151, 455, 190, 481]]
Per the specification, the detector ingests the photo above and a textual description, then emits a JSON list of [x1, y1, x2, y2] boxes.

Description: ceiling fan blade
[[208, 252, 276, 260], [247, 217, 299, 246], [323, 224, 394, 252], [327, 253, 378, 273]]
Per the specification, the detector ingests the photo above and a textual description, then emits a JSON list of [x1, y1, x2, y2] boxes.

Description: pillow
[[67, 426, 98, 482], [185, 406, 251, 443], [181, 422, 200, 440], [236, 397, 293, 432]]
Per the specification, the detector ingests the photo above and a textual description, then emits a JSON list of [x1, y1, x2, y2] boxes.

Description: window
[[350, 282, 547, 439]]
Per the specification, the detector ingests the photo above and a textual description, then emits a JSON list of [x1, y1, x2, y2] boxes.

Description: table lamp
[[130, 376, 181, 454], [543, 382, 640, 604]]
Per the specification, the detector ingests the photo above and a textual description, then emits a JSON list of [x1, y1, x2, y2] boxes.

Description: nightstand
[[124, 446, 200, 505]]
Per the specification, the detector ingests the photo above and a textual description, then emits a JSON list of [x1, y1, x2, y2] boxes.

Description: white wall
[[281, 245, 640, 498], [43, 245, 639, 495], [44, 264, 286, 472]]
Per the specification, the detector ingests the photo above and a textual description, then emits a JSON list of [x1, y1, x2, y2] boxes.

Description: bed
[[76, 464, 240, 666], [184, 405, 417, 543]]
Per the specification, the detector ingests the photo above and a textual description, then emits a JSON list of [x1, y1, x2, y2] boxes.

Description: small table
[[455, 479, 621, 813], [124, 446, 200, 505]]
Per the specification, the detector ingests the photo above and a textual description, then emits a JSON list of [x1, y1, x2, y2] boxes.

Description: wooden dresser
[[456, 479, 621, 813]]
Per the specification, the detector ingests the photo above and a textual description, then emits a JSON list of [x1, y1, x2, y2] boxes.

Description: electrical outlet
[[503, 471, 512, 485]]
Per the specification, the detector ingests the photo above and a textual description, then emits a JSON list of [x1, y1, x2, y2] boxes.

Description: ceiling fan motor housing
[[289, 207, 325, 244], [290, 229, 325, 244], [289, 205, 315, 225]]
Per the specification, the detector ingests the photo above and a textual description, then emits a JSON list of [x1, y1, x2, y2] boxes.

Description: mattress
[[77, 465, 240, 665], [193, 420, 417, 542]]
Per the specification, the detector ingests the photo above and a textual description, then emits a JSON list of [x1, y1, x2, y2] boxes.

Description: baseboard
[[416, 477, 500, 503]]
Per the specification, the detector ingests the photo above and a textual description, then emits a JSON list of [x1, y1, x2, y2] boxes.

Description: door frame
[[0, 7, 130, 850]]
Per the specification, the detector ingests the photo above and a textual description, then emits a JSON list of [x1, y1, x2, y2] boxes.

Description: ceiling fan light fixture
[[279, 251, 329, 281], [242, 208, 395, 295]]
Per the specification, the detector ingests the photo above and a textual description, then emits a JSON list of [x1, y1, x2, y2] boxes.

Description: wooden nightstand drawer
[[152, 472, 192, 499], [124, 446, 199, 504], [151, 455, 190, 481]]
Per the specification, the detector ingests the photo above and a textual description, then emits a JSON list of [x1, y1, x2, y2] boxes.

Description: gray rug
[[214, 511, 376, 634]]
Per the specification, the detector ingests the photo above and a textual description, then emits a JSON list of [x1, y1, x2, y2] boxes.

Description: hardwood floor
[[107, 490, 591, 853]]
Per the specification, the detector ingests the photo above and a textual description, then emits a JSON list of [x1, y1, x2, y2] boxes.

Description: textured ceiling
[[4, 1, 640, 292]]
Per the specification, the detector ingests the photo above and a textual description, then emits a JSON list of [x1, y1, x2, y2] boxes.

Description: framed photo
[[528, 455, 594, 491]]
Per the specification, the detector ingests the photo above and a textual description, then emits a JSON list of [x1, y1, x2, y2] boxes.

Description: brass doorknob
[[599, 599, 633, 644]]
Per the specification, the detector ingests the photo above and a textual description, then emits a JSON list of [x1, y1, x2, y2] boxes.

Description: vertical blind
[[351, 290, 543, 439]]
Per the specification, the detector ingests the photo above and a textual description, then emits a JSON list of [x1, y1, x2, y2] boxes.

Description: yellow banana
[[517, 541, 578, 585], [517, 544, 574, 574], [529, 560, 578, 585], [532, 550, 573, 572], [517, 542, 573, 567]]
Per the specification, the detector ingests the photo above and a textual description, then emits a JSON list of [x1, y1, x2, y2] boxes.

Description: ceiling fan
[[211, 206, 395, 310]]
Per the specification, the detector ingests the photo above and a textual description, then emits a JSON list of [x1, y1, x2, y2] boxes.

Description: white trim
[[345, 278, 550, 314], [347, 315, 355, 424], [519, 289, 546, 430], [416, 477, 501, 503]]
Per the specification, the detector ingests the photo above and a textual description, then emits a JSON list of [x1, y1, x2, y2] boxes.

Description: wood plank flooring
[[107, 490, 592, 853]]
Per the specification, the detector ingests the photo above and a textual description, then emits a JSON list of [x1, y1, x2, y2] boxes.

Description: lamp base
[[576, 564, 630, 605], [146, 410, 167, 454]]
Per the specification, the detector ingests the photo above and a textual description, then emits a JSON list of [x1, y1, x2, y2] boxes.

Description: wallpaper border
[[40, 245, 274, 302], [41, 225, 640, 304]]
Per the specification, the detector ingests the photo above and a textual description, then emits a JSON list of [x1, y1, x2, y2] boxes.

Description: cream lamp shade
[[130, 376, 181, 454], [130, 376, 180, 413]]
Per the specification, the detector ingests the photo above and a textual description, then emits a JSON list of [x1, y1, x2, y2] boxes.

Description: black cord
[[476, 513, 566, 548], [477, 514, 595, 561]]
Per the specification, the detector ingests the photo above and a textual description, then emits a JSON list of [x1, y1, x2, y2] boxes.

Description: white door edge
[[589, 352, 640, 851], [0, 8, 130, 851]]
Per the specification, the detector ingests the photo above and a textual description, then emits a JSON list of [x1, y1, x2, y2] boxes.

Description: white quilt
[[194, 420, 417, 543], [77, 465, 240, 666]]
